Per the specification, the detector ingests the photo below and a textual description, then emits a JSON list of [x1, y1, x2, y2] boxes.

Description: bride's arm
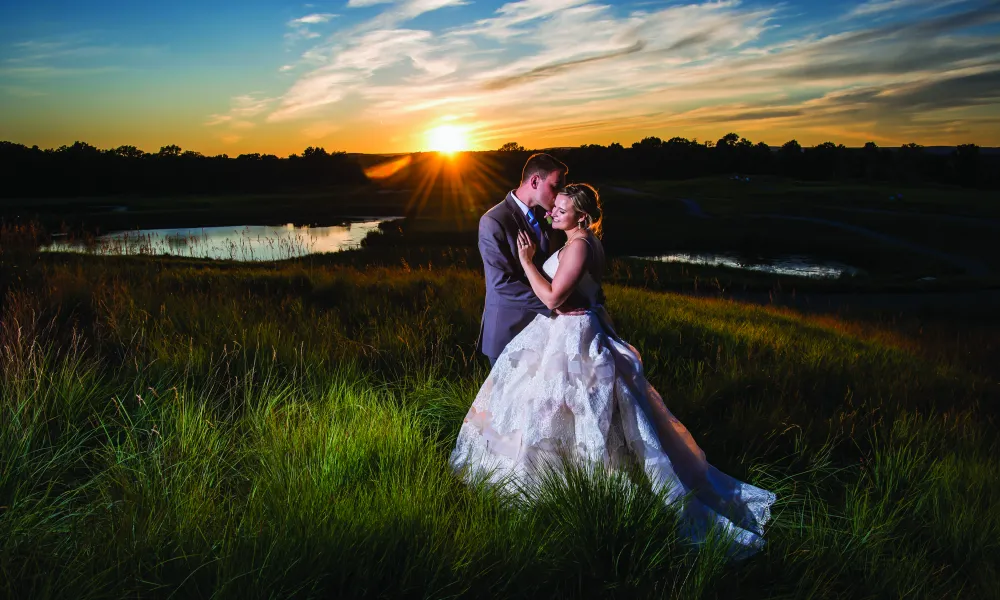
[[517, 233, 589, 311]]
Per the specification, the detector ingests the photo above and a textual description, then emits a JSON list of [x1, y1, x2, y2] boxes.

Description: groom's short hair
[[521, 153, 568, 184]]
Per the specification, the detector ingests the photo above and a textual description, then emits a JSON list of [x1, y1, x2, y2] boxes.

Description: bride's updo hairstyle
[[560, 183, 602, 237]]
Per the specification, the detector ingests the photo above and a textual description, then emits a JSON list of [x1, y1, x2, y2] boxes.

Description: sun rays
[[363, 147, 509, 231]]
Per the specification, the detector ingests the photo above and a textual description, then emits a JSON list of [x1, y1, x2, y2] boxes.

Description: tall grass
[[1, 254, 997, 598]]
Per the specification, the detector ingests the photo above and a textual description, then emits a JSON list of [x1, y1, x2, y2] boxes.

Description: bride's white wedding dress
[[451, 240, 776, 556]]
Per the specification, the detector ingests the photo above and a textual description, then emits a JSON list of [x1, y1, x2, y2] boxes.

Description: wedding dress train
[[451, 245, 776, 556]]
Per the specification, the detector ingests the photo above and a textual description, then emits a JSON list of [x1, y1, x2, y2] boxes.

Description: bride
[[449, 183, 776, 556]]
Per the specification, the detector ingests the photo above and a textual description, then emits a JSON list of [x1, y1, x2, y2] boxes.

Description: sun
[[426, 125, 469, 155]]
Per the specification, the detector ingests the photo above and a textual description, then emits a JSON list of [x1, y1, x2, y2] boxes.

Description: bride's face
[[548, 193, 584, 231]]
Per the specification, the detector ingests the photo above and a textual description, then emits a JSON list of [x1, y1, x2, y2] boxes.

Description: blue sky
[[1, 0, 999, 154]]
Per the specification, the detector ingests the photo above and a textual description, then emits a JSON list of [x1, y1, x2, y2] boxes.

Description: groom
[[477, 153, 568, 366]]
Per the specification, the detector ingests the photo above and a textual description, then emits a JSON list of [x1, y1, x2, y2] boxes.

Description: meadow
[[1, 244, 998, 598]]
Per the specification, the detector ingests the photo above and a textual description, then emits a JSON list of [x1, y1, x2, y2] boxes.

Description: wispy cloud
[[1, 85, 46, 97], [289, 13, 339, 25], [286, 12, 340, 43], [238, 0, 1000, 147], [206, 94, 275, 129], [1, 36, 158, 81], [847, 0, 928, 18], [0, 65, 123, 78]]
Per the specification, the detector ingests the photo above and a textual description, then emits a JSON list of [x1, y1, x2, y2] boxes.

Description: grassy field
[[1, 249, 998, 598]]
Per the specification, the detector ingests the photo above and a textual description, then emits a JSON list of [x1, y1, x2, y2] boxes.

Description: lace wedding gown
[[451, 243, 776, 556]]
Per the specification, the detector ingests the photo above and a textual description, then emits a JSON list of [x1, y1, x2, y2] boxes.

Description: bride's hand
[[516, 231, 536, 264]]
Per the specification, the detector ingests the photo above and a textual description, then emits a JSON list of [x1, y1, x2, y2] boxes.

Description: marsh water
[[640, 253, 860, 279], [43, 218, 859, 279], [43, 218, 401, 261]]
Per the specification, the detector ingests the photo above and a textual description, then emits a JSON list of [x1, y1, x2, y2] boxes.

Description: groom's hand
[[554, 300, 588, 316]]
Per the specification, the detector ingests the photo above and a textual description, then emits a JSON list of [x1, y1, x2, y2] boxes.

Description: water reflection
[[639, 253, 859, 279], [43, 218, 401, 262]]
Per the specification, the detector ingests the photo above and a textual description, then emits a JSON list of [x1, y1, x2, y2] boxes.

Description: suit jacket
[[476, 192, 565, 360]]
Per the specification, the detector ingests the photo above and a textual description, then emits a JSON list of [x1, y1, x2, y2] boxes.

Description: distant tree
[[861, 141, 882, 180], [780, 139, 802, 154], [181, 150, 203, 158], [713, 133, 742, 171], [632, 136, 663, 149], [237, 153, 263, 160], [716, 132, 739, 147], [302, 146, 329, 159], [954, 143, 981, 187], [112, 145, 145, 159], [498, 142, 526, 152], [608, 142, 623, 150], [895, 143, 926, 182], [60, 141, 100, 156], [158, 145, 182, 157]]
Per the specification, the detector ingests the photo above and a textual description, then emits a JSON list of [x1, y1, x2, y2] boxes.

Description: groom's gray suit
[[477, 191, 565, 363]]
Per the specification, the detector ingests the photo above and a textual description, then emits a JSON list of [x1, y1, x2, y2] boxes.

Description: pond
[[43, 218, 402, 262], [638, 253, 860, 279]]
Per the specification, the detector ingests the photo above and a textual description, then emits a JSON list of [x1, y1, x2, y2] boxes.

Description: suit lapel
[[504, 192, 553, 258], [504, 193, 530, 234]]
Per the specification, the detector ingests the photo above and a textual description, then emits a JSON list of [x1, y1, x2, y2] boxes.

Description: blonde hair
[[559, 183, 602, 237]]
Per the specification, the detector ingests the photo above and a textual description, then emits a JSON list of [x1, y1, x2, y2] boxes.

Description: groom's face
[[534, 170, 564, 211]]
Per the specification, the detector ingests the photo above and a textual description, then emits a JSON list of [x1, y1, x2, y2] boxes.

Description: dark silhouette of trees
[[952, 144, 982, 187], [1, 133, 996, 199], [0, 142, 369, 198], [497, 142, 526, 152]]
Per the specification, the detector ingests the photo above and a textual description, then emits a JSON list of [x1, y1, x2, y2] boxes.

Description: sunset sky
[[1, 0, 999, 155]]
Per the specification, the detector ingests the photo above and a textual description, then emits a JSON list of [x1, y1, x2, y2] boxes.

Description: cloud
[[206, 94, 275, 128], [0, 66, 122, 77], [480, 41, 647, 91], [845, 0, 974, 18], [302, 121, 342, 139], [847, 0, 929, 18], [286, 12, 339, 43], [1, 85, 45, 97], [251, 0, 1000, 147], [289, 13, 338, 25]]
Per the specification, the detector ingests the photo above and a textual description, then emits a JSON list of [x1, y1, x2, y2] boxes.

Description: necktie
[[525, 208, 547, 253]]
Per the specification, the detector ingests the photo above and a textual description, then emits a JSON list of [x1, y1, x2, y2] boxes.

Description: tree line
[[497, 134, 996, 189], [0, 141, 368, 198], [1, 133, 995, 199]]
